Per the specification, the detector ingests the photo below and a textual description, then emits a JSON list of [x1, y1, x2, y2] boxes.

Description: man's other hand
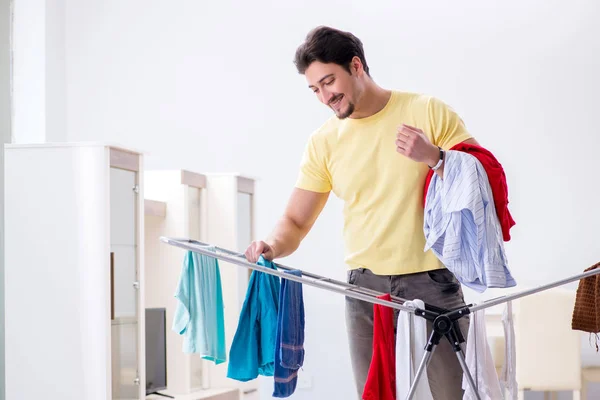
[[244, 240, 274, 263]]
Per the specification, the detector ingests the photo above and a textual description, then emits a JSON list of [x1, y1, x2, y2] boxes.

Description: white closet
[[144, 169, 209, 395], [4, 143, 145, 400], [144, 172, 256, 398], [204, 174, 256, 396]]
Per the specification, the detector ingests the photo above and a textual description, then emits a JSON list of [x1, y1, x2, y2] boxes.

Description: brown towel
[[572, 262, 600, 350]]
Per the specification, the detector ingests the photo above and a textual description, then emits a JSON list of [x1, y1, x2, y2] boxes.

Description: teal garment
[[227, 256, 280, 381], [172, 250, 226, 364]]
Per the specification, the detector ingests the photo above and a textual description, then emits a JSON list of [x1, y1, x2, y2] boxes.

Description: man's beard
[[329, 95, 355, 119], [335, 102, 355, 119]]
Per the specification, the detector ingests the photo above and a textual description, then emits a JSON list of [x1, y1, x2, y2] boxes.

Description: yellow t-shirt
[[295, 91, 472, 275]]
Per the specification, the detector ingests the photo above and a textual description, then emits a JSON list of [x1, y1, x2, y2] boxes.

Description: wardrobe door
[[236, 191, 253, 310], [187, 185, 206, 390], [236, 191, 252, 254], [110, 166, 140, 399], [188, 186, 202, 240]]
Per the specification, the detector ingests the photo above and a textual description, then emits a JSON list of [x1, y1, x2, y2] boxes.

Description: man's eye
[[325, 80, 334, 85]]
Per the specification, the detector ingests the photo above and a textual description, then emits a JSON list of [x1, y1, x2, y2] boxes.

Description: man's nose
[[320, 89, 334, 105]]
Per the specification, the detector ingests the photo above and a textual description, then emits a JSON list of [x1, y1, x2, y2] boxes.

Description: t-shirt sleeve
[[294, 134, 332, 193], [427, 96, 473, 150]]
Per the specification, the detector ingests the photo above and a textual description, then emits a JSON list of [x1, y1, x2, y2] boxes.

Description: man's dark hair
[[294, 26, 370, 76]]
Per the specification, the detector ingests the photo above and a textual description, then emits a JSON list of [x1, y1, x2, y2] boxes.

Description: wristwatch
[[429, 146, 445, 171]]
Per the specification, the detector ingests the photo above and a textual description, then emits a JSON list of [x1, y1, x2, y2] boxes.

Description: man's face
[[305, 61, 358, 119]]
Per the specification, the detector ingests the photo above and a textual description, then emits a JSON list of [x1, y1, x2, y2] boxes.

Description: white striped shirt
[[423, 150, 516, 292]]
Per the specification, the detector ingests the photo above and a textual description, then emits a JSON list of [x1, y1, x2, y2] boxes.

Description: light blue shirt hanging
[[423, 150, 517, 292], [172, 250, 226, 364]]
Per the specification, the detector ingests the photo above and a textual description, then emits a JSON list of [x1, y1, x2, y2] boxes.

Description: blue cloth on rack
[[172, 250, 226, 364], [273, 270, 305, 398], [227, 256, 281, 381], [423, 150, 517, 292]]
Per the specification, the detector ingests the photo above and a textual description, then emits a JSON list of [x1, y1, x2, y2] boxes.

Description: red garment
[[423, 143, 516, 241], [362, 293, 396, 400]]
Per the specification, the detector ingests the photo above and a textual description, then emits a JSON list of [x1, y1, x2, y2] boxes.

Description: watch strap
[[429, 147, 444, 171]]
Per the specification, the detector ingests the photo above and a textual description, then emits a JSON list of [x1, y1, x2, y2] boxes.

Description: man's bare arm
[[245, 187, 329, 262]]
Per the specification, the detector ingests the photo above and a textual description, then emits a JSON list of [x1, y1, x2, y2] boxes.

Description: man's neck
[[350, 83, 392, 119]]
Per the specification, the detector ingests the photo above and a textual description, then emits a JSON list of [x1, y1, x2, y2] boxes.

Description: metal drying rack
[[161, 236, 600, 400]]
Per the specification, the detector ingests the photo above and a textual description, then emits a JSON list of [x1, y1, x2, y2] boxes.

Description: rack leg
[[404, 305, 479, 400], [455, 349, 481, 400], [405, 345, 435, 400], [405, 338, 481, 400]]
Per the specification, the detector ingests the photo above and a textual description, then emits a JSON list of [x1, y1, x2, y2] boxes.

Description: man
[[245, 25, 479, 400]]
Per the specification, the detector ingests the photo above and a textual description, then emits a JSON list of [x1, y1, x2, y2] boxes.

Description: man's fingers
[[244, 248, 255, 263], [262, 247, 274, 261], [397, 127, 412, 137], [253, 242, 264, 262], [245, 241, 261, 263], [396, 140, 410, 155], [396, 131, 415, 149], [397, 129, 415, 143], [248, 241, 272, 263], [396, 124, 432, 163], [400, 124, 422, 133], [259, 242, 274, 261], [396, 133, 409, 144]]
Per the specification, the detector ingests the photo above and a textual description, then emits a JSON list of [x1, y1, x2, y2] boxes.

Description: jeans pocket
[[426, 269, 460, 294], [348, 269, 360, 285]]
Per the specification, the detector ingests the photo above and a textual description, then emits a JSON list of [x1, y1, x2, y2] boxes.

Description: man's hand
[[244, 240, 275, 263], [395, 124, 440, 167]]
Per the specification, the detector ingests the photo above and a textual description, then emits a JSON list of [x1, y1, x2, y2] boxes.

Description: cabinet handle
[[110, 252, 115, 320]]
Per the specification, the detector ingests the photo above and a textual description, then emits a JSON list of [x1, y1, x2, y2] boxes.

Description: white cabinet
[[204, 174, 256, 394], [111, 164, 142, 400], [143, 172, 256, 396], [144, 169, 208, 395], [4, 143, 145, 400]]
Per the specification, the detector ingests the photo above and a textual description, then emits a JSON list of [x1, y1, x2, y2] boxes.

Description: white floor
[[241, 389, 260, 400], [146, 388, 240, 400]]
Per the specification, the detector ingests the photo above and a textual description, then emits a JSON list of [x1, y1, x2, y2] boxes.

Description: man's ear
[[350, 56, 363, 75]]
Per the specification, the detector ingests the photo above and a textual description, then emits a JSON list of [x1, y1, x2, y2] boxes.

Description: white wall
[[44, 0, 67, 143], [60, 1, 600, 399], [0, 1, 11, 399], [12, 0, 67, 144], [12, 0, 45, 143]]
